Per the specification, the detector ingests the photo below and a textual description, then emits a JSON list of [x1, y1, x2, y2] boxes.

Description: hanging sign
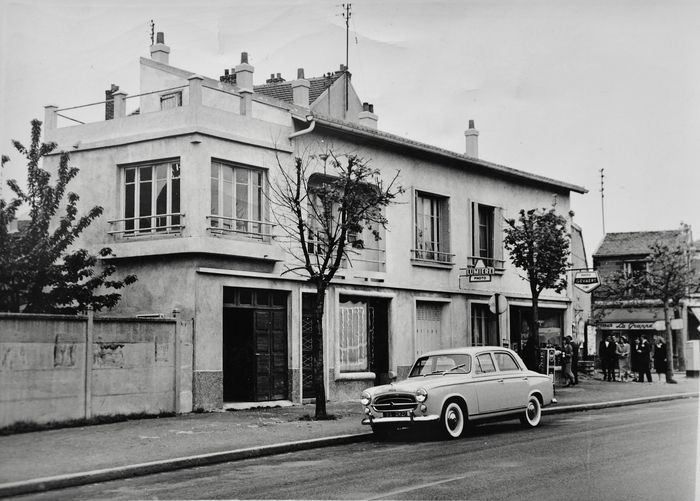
[[573, 271, 601, 293]]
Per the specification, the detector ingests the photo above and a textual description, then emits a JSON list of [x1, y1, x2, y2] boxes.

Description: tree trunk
[[525, 292, 540, 371], [312, 287, 328, 419], [663, 303, 677, 383], [674, 306, 686, 371]]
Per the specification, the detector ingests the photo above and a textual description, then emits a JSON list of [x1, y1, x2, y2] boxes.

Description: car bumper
[[362, 414, 440, 425]]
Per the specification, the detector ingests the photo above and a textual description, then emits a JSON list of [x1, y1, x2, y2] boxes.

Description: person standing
[[637, 337, 653, 383], [653, 338, 668, 382], [617, 336, 631, 382], [570, 336, 580, 385], [598, 334, 617, 381], [562, 336, 576, 387], [630, 337, 641, 381]]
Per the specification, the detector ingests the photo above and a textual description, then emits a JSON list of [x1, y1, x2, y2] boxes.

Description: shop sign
[[598, 322, 655, 330], [459, 260, 495, 286], [573, 271, 601, 293]]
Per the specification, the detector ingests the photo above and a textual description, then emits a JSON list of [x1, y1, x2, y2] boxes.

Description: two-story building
[[42, 34, 587, 411], [591, 228, 696, 371]]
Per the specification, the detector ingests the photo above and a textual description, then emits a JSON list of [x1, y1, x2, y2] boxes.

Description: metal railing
[[107, 213, 185, 237], [206, 215, 275, 242], [411, 248, 455, 264], [466, 255, 506, 270]]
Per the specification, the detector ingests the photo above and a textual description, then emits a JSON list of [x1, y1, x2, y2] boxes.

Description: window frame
[[470, 201, 504, 269], [160, 91, 182, 110], [209, 160, 268, 240], [121, 159, 181, 235], [412, 189, 453, 264]]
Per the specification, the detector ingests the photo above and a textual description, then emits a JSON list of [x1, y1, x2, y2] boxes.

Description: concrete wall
[[0, 313, 192, 429]]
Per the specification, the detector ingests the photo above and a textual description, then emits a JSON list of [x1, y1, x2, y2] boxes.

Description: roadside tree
[[0, 119, 136, 314], [270, 150, 402, 419], [503, 207, 570, 370]]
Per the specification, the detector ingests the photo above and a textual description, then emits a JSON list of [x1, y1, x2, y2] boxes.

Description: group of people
[[598, 334, 669, 383]]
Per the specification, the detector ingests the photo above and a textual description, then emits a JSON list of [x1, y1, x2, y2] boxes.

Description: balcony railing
[[411, 248, 455, 265], [108, 213, 185, 237], [466, 255, 506, 270], [206, 215, 275, 243]]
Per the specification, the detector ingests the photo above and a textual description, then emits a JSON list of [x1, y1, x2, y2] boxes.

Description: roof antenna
[[150, 20, 155, 45], [342, 4, 351, 114], [599, 168, 606, 236]]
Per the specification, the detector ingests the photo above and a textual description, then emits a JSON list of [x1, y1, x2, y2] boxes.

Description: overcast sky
[[1, 0, 698, 260]]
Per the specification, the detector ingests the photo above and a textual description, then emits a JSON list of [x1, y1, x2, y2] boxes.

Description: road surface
[[16, 399, 699, 500]]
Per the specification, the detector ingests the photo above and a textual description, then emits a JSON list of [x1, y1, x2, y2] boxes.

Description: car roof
[[419, 346, 515, 357]]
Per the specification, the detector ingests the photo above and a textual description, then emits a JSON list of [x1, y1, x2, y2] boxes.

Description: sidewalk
[[0, 373, 697, 496]]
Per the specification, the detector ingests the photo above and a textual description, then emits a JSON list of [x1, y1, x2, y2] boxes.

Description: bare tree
[[269, 150, 402, 419]]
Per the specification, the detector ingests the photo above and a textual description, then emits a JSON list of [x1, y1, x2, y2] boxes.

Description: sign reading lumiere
[[459, 260, 495, 287]]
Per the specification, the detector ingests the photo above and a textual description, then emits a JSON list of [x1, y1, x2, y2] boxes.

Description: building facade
[[42, 34, 587, 411], [591, 228, 697, 370]]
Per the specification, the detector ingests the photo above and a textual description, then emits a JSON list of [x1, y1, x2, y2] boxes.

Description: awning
[[595, 308, 662, 324]]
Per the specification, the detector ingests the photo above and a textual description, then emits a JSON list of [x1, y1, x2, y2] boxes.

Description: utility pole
[[599, 168, 606, 235], [342, 4, 351, 114]]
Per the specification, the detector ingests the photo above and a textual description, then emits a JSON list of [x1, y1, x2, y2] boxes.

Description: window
[[339, 300, 368, 372], [160, 91, 182, 110], [494, 352, 520, 371], [471, 303, 496, 346], [123, 161, 181, 234], [623, 260, 648, 277], [470, 202, 503, 267], [210, 161, 267, 238], [475, 353, 496, 373], [413, 191, 451, 263]]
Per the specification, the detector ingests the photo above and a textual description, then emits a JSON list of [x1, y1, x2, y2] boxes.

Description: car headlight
[[360, 391, 371, 406], [415, 388, 428, 403]]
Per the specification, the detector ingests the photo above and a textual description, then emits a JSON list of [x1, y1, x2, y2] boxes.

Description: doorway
[[223, 288, 288, 402]]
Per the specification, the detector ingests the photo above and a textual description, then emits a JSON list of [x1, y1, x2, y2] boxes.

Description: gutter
[[288, 114, 315, 139]]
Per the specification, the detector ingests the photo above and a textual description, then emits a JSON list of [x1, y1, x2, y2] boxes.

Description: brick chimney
[[292, 68, 310, 107], [358, 102, 378, 129], [105, 84, 119, 120], [150, 32, 170, 64], [464, 119, 479, 158]]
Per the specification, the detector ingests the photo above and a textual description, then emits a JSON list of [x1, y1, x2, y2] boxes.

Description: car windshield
[[409, 354, 471, 377]]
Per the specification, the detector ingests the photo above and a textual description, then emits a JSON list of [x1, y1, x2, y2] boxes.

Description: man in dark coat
[[598, 334, 617, 381], [637, 337, 653, 383], [570, 336, 580, 384]]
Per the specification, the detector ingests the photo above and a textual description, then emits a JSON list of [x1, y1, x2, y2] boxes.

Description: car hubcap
[[448, 410, 459, 430]]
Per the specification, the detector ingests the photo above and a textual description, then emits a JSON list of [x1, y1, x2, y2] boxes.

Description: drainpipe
[[288, 114, 315, 139]]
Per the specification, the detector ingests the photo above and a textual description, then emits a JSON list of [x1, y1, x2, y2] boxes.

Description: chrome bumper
[[362, 414, 440, 425]]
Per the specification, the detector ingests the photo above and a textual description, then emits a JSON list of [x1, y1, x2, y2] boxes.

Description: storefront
[[509, 305, 565, 355]]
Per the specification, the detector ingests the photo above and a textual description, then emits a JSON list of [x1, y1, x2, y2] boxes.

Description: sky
[[1, 0, 699, 261]]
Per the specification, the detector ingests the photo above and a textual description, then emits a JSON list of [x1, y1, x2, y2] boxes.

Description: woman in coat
[[617, 337, 631, 382], [653, 338, 668, 382]]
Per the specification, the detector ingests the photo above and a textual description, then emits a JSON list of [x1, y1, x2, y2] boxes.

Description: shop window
[[471, 303, 496, 346]]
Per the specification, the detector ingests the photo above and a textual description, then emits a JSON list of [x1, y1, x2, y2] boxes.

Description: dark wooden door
[[254, 309, 287, 401]]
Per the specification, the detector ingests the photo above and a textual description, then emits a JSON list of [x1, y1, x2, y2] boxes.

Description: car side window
[[475, 353, 496, 374], [494, 352, 520, 371]]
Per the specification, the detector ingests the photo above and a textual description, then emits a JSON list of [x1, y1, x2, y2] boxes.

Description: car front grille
[[372, 393, 417, 412]]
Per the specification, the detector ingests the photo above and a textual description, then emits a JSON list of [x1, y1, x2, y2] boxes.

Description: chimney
[[150, 32, 170, 64], [358, 102, 378, 129], [464, 119, 479, 158], [234, 51, 254, 90], [291, 68, 310, 107], [105, 84, 119, 120]]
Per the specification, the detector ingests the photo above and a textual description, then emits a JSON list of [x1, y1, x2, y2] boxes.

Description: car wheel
[[520, 395, 542, 428], [441, 401, 465, 439]]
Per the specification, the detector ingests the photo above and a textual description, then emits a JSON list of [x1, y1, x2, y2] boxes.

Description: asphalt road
[[16, 399, 699, 500]]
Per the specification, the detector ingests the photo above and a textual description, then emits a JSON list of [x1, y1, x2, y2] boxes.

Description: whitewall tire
[[520, 395, 542, 428], [441, 401, 465, 439]]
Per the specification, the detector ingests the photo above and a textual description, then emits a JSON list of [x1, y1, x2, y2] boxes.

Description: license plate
[[383, 411, 410, 418]]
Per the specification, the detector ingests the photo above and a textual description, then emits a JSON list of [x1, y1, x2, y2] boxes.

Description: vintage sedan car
[[360, 346, 554, 438]]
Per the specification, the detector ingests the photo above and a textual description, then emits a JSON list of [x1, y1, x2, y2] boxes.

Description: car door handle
[[521, 377, 528, 381], [498, 379, 504, 383]]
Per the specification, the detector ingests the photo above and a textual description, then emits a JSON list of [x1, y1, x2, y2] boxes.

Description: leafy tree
[[594, 236, 699, 383], [270, 150, 402, 419], [0, 119, 136, 314], [503, 207, 570, 370]]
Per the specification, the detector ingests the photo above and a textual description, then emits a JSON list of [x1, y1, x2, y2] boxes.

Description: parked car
[[360, 346, 555, 438]]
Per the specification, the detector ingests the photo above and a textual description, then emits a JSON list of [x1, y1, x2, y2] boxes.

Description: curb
[[1, 392, 697, 498]]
